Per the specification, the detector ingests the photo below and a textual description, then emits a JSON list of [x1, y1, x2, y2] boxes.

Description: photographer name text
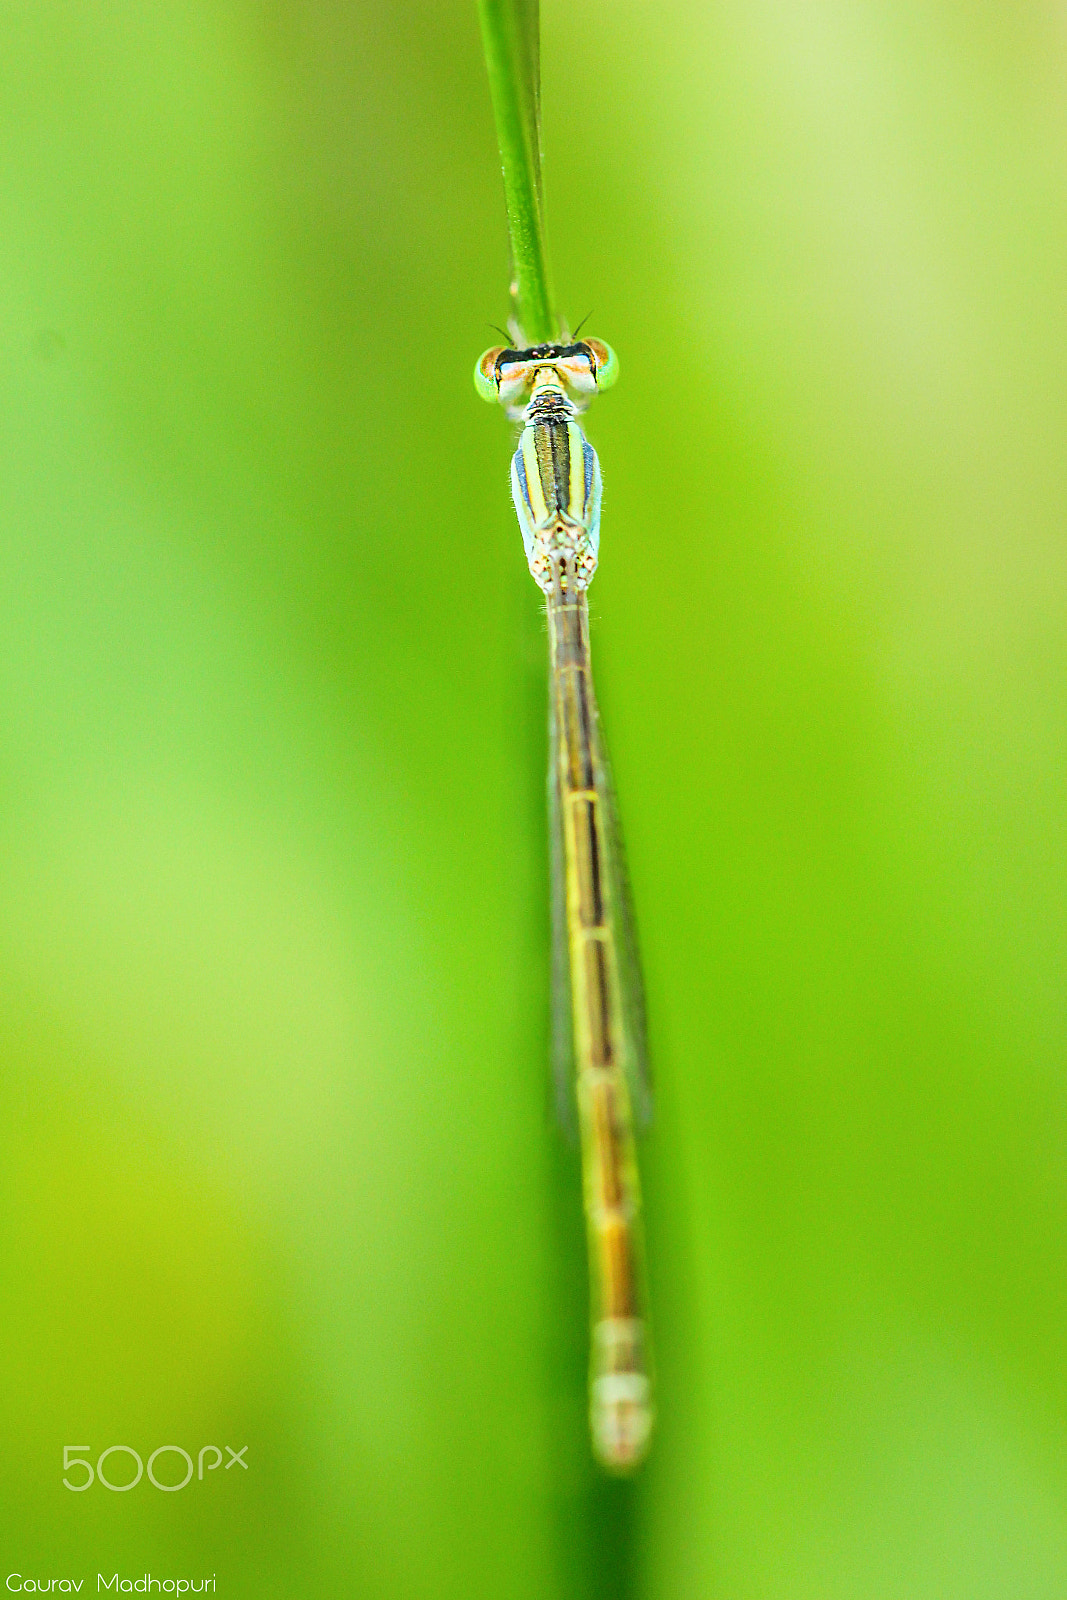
[[6, 1580, 216, 1595]]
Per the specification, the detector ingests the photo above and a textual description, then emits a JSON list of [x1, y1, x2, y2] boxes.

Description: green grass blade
[[476, 0, 558, 344]]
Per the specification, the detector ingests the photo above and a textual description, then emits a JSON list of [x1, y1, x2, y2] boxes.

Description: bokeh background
[[3, 0, 1067, 1594]]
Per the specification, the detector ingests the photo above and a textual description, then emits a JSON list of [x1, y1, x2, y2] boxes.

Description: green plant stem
[[476, 0, 558, 344]]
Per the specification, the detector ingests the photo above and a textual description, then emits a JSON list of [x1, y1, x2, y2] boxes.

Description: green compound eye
[[585, 339, 619, 390], [474, 346, 504, 402]]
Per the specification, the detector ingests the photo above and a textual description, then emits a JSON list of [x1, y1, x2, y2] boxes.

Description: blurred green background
[[2, 0, 1067, 1594]]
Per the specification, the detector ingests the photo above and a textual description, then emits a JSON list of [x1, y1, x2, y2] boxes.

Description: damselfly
[[475, 337, 653, 1471]]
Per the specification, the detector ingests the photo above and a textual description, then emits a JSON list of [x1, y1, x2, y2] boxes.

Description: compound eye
[[584, 339, 619, 390], [474, 346, 505, 402]]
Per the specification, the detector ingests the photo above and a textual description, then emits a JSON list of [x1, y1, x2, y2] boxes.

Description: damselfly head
[[474, 339, 619, 418]]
